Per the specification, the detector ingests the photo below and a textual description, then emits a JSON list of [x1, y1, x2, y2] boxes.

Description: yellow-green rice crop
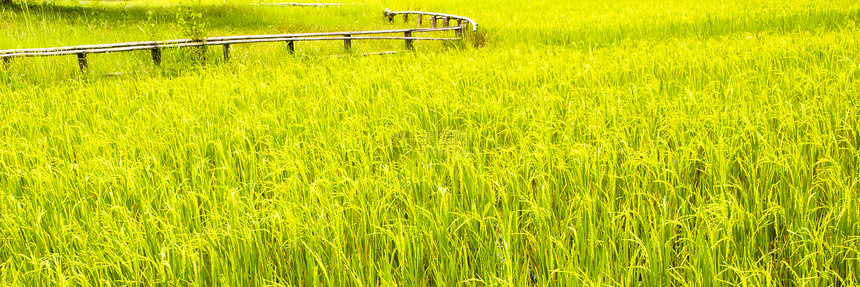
[[1, 0, 859, 286]]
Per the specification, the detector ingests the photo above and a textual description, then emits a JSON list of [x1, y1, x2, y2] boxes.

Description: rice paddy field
[[1, 0, 860, 285]]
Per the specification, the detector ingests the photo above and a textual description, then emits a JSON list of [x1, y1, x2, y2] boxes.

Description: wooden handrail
[[254, 2, 342, 7], [383, 9, 478, 31], [0, 27, 462, 56], [0, 37, 459, 58], [0, 9, 473, 73]]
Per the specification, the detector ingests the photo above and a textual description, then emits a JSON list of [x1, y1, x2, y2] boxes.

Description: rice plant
[[1, 0, 859, 286]]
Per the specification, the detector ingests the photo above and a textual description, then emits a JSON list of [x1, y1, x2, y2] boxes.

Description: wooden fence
[[0, 9, 477, 73], [383, 9, 478, 32], [254, 2, 344, 7]]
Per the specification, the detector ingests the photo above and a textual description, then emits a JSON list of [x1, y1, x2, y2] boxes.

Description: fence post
[[151, 48, 162, 66], [287, 40, 295, 54], [431, 16, 437, 28], [77, 53, 88, 73], [344, 34, 352, 52], [416, 15, 422, 27], [404, 30, 414, 51], [223, 44, 231, 62], [403, 14, 408, 23], [443, 17, 449, 27], [457, 20, 465, 37]]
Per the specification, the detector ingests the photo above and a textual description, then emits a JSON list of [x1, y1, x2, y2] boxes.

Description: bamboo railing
[[0, 9, 478, 73], [383, 9, 478, 32]]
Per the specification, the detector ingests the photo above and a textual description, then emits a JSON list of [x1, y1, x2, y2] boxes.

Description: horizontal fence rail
[[383, 9, 478, 32], [0, 27, 462, 57], [0, 36, 460, 58], [253, 2, 343, 7], [252, 2, 370, 7], [1, 9, 477, 73]]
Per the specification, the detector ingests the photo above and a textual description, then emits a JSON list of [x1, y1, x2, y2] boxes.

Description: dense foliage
[[2, 0, 859, 285]]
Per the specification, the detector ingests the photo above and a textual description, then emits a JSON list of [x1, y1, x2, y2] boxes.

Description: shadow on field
[[2, 2, 376, 33], [500, 8, 859, 48]]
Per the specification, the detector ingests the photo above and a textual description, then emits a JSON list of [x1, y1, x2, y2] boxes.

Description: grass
[[1, 0, 859, 286]]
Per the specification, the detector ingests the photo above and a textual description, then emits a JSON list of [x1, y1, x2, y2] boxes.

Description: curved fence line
[[0, 27, 460, 56], [252, 2, 370, 7], [0, 9, 477, 73], [255, 2, 342, 7], [384, 9, 478, 32]]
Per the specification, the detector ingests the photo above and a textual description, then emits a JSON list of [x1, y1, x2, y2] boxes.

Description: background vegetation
[[1, 0, 859, 286]]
